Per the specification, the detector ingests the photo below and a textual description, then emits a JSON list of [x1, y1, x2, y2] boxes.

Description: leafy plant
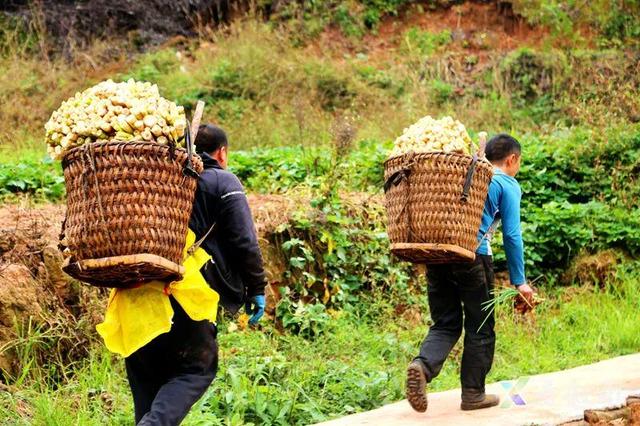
[[0, 157, 64, 200], [276, 297, 331, 339]]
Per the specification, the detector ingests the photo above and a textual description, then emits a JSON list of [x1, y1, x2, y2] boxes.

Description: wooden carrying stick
[[478, 131, 488, 158], [190, 100, 205, 142]]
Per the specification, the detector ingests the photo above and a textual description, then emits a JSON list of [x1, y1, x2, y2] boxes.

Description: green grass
[[2, 263, 639, 425]]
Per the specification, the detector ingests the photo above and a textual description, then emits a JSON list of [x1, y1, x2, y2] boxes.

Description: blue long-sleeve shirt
[[476, 168, 526, 286]]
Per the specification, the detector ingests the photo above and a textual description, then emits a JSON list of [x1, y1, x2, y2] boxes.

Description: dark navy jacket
[[189, 152, 266, 314]]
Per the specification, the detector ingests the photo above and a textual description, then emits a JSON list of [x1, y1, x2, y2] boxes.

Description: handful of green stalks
[[45, 79, 186, 160], [478, 287, 545, 331]]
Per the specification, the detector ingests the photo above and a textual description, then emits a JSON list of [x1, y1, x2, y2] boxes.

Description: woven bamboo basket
[[60, 140, 203, 287], [384, 151, 493, 264]]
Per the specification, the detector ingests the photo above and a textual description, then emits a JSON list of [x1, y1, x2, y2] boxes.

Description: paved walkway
[[316, 353, 640, 426]]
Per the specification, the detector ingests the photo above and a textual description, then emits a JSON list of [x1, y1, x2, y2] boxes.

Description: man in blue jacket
[[125, 125, 266, 425], [406, 134, 535, 413]]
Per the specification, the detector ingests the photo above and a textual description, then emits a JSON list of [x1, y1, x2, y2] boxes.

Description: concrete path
[[316, 353, 640, 426]]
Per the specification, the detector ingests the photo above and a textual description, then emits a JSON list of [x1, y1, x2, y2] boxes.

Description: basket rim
[[63, 253, 185, 274], [383, 150, 492, 167], [62, 253, 186, 287], [390, 242, 476, 262], [61, 140, 191, 166]]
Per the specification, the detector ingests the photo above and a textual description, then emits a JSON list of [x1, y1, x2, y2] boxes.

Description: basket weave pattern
[[384, 152, 492, 263], [62, 141, 203, 268]]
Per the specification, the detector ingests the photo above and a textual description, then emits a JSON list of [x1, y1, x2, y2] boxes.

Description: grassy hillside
[[1, 2, 639, 155]]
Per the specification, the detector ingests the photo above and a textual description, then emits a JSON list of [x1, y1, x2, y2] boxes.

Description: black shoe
[[406, 360, 428, 413]]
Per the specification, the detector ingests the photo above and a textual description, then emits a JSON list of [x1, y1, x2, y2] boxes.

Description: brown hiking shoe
[[460, 388, 500, 411], [406, 360, 428, 412]]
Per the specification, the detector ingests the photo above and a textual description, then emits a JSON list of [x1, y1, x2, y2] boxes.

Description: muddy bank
[[0, 194, 299, 376], [1, 0, 285, 54]]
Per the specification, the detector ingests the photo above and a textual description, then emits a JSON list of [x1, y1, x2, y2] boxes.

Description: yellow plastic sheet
[[96, 229, 220, 357]]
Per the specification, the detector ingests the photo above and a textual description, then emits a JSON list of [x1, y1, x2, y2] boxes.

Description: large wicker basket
[[384, 151, 493, 264], [60, 140, 203, 287]]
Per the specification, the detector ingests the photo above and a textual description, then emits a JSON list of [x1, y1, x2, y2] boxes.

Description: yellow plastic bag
[[96, 229, 219, 357]]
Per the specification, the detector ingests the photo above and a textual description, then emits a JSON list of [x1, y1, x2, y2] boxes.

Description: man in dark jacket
[[190, 124, 267, 319], [124, 124, 267, 425]]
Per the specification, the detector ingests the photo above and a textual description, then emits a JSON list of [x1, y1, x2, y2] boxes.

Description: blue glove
[[245, 295, 266, 325]]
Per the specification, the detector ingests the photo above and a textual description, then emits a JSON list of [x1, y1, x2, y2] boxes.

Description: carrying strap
[[461, 132, 488, 203], [182, 124, 199, 179], [383, 152, 416, 193], [384, 169, 411, 193], [460, 154, 478, 203]]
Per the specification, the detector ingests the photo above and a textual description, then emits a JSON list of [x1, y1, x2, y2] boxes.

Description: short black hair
[[485, 133, 521, 162], [195, 124, 228, 154]]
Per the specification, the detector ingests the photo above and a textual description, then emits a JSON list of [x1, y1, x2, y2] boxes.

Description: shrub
[[403, 28, 452, 56], [498, 48, 568, 105], [314, 69, 356, 111], [429, 79, 454, 105]]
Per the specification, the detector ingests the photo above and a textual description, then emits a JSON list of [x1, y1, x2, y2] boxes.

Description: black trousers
[[415, 255, 496, 391], [125, 298, 219, 426]]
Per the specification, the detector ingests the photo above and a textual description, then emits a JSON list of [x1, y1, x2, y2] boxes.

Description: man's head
[[485, 133, 522, 177], [195, 124, 229, 169]]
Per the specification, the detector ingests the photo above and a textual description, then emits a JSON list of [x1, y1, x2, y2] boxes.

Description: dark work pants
[[415, 255, 496, 391], [125, 298, 219, 426]]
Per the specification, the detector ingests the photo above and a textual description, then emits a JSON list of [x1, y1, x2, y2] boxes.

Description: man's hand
[[245, 295, 266, 326], [516, 283, 535, 306]]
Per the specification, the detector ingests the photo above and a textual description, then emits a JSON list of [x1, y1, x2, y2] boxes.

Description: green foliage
[[289, 0, 414, 37], [207, 60, 252, 101], [0, 140, 387, 201], [512, 0, 640, 45], [312, 68, 356, 111], [429, 79, 454, 105], [521, 202, 640, 274], [258, 135, 413, 310], [403, 27, 452, 56], [334, 4, 365, 38], [275, 193, 412, 307], [512, 0, 576, 37], [276, 298, 331, 339], [498, 48, 568, 105], [599, 3, 640, 47], [0, 156, 64, 201], [355, 65, 405, 97], [122, 49, 181, 83], [230, 139, 387, 193], [518, 126, 640, 208], [0, 13, 39, 57], [3, 264, 640, 425]]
